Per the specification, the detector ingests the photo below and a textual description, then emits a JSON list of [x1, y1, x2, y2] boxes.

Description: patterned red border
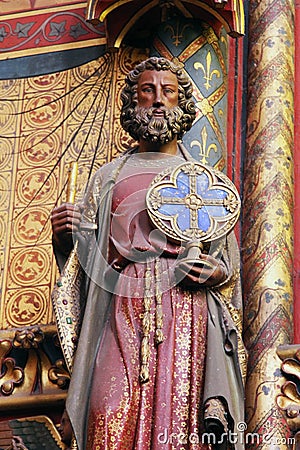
[[0, 6, 105, 57]]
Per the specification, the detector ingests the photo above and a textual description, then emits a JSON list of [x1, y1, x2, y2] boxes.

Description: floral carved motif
[[48, 359, 70, 389], [0, 339, 24, 396], [277, 345, 300, 432]]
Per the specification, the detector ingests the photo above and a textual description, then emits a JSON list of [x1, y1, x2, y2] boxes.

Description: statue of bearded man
[[51, 56, 245, 450], [120, 57, 195, 144]]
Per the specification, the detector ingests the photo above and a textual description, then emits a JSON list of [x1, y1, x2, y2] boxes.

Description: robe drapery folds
[[53, 147, 246, 450]]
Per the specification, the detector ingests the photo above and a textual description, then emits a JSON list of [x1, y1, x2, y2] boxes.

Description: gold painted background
[[0, 46, 147, 330]]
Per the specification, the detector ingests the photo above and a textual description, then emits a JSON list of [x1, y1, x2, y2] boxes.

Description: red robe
[[86, 155, 209, 449]]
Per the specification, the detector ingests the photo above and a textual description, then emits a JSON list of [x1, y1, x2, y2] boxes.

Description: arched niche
[[86, 0, 245, 48], [84, 0, 245, 169]]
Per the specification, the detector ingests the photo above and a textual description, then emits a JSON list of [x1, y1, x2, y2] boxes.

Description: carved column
[[242, 0, 295, 447]]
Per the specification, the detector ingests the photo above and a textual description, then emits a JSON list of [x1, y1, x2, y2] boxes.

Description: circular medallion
[[113, 125, 135, 156], [24, 93, 62, 128], [13, 207, 51, 245], [20, 131, 60, 167], [146, 161, 240, 243], [68, 125, 104, 160], [0, 79, 20, 96], [71, 57, 108, 85], [118, 47, 147, 77], [7, 288, 47, 327], [9, 247, 50, 286], [69, 87, 105, 122], [27, 72, 64, 91]]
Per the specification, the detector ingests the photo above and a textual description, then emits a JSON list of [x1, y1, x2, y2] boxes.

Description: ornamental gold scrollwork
[[13, 327, 44, 350], [48, 359, 70, 389]]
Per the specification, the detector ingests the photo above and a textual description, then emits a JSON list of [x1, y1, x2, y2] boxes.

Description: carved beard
[[130, 106, 186, 144]]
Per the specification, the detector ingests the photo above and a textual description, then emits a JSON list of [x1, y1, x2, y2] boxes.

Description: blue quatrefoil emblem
[[146, 162, 241, 243]]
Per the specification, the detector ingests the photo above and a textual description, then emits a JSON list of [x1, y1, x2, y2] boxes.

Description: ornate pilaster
[[242, 0, 295, 448]]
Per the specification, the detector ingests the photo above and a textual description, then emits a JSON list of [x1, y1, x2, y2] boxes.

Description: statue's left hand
[[175, 253, 227, 290]]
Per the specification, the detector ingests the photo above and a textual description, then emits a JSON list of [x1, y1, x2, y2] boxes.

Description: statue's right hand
[[51, 203, 82, 253]]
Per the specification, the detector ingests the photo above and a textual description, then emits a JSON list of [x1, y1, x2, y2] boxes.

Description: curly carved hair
[[120, 57, 196, 140]]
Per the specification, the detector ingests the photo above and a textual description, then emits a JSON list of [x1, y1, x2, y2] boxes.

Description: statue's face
[[121, 63, 195, 143], [137, 69, 179, 110], [126, 69, 184, 145]]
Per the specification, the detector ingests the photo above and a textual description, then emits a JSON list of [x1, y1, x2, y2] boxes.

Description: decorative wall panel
[[152, 18, 229, 171], [0, 47, 147, 330]]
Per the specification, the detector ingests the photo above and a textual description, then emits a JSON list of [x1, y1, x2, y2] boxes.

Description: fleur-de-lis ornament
[[191, 126, 218, 164], [194, 51, 221, 90]]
